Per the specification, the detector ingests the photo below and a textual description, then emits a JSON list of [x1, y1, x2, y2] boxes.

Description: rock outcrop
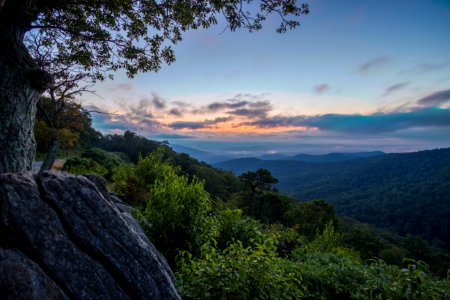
[[0, 170, 180, 299]]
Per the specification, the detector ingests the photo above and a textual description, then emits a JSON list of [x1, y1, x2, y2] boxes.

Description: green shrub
[[81, 147, 126, 179], [63, 157, 108, 176], [269, 224, 305, 258], [283, 199, 337, 240], [298, 222, 359, 261], [295, 252, 369, 299], [111, 147, 175, 207], [292, 252, 450, 299], [176, 237, 305, 300], [365, 258, 450, 299], [140, 165, 219, 266], [215, 209, 264, 250]]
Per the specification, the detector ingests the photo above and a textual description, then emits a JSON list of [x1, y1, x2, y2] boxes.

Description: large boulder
[[0, 171, 180, 299]]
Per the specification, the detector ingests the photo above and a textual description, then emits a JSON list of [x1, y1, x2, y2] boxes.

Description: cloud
[[84, 104, 109, 114], [228, 101, 272, 118], [205, 100, 249, 112], [168, 108, 183, 116], [169, 117, 233, 130], [244, 107, 450, 134], [399, 61, 450, 75], [128, 98, 153, 118], [417, 89, 450, 106], [172, 101, 191, 108], [192, 93, 272, 116], [89, 96, 165, 133], [152, 95, 166, 109], [382, 82, 409, 96], [109, 83, 134, 92], [314, 84, 330, 94], [155, 134, 195, 139], [358, 56, 390, 73]]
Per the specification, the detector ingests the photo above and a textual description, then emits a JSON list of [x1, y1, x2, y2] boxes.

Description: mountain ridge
[[215, 148, 450, 249]]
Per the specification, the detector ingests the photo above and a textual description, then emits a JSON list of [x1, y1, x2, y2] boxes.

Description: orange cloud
[[177, 122, 317, 134]]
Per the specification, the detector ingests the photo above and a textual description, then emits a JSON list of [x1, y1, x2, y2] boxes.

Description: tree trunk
[[0, 0, 51, 174], [39, 138, 59, 172], [39, 139, 59, 173], [0, 53, 39, 175]]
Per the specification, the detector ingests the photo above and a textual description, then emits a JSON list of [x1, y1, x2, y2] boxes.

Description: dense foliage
[[141, 158, 219, 266], [97, 131, 240, 199], [60, 132, 450, 297], [34, 97, 101, 156], [216, 149, 450, 250]]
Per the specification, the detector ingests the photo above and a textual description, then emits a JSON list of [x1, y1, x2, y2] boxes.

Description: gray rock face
[[0, 171, 180, 299]]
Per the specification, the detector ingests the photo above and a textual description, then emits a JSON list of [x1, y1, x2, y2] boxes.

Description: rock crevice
[[0, 171, 180, 299]]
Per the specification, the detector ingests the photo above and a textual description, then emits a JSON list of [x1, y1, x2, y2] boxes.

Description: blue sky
[[85, 0, 450, 156]]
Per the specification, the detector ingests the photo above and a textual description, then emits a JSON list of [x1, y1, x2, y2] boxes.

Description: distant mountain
[[215, 148, 450, 249], [170, 144, 234, 164], [257, 153, 291, 160], [289, 151, 385, 162], [254, 151, 385, 162]]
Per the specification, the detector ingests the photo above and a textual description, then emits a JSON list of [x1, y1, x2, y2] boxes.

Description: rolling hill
[[215, 148, 450, 249]]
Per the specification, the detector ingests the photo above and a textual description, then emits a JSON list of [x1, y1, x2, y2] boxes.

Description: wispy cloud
[[417, 89, 450, 106], [109, 83, 134, 92], [152, 95, 166, 109], [168, 108, 183, 117], [399, 61, 450, 76], [228, 101, 272, 118], [314, 84, 330, 94], [203, 100, 249, 112], [129, 98, 153, 118], [243, 107, 450, 134], [382, 82, 409, 97], [192, 93, 271, 115], [89, 90, 450, 150], [169, 117, 233, 130], [358, 56, 390, 74]]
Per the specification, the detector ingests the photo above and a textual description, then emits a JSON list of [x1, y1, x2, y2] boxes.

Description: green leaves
[[140, 156, 219, 266], [176, 237, 306, 300], [28, 1, 309, 78]]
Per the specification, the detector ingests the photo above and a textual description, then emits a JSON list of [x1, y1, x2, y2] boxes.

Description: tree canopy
[[0, 0, 308, 174], [26, 0, 309, 79]]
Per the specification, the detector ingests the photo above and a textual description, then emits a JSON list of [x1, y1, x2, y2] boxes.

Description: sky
[[84, 0, 450, 156]]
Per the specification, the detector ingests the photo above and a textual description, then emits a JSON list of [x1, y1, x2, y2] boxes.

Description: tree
[[26, 31, 96, 172], [239, 168, 280, 218], [0, 0, 309, 174], [34, 97, 101, 171], [240, 168, 279, 195]]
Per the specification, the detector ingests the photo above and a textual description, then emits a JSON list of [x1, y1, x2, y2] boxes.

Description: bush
[[63, 157, 107, 176], [215, 209, 264, 250], [111, 147, 174, 207], [140, 165, 219, 267], [176, 237, 305, 300], [269, 224, 305, 257], [365, 258, 450, 299], [295, 252, 368, 299], [283, 199, 337, 240], [81, 147, 126, 179]]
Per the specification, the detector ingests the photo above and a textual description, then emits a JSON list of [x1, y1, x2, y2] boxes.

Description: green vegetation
[[97, 130, 240, 199], [35, 97, 102, 161], [177, 237, 306, 300], [216, 149, 450, 250], [55, 129, 450, 298], [141, 160, 219, 266]]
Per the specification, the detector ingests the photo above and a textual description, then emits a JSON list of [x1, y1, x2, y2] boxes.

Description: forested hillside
[[36, 125, 450, 297], [216, 149, 450, 249]]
